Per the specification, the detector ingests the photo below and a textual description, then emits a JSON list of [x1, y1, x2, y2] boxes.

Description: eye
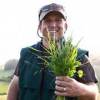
[[56, 19, 62, 22], [44, 19, 51, 23]]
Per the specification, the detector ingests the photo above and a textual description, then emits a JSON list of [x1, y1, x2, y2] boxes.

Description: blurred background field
[[0, 95, 7, 100], [0, 70, 13, 100], [0, 54, 100, 100], [0, 59, 17, 100]]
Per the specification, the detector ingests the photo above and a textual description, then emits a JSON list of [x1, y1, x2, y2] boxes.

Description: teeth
[[49, 31, 56, 33]]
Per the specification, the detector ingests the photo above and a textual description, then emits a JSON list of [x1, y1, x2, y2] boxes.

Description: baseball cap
[[39, 3, 67, 21]]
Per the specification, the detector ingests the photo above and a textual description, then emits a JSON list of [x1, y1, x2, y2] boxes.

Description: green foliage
[[45, 36, 82, 77], [0, 70, 10, 100], [0, 70, 11, 96], [29, 36, 82, 77], [77, 70, 84, 78], [0, 82, 9, 95], [0, 70, 13, 82]]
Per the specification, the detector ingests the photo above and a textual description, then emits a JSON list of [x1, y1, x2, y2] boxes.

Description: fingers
[[55, 76, 76, 97], [56, 76, 73, 82], [55, 76, 73, 91], [55, 80, 67, 87], [55, 85, 67, 92], [55, 86, 73, 97], [55, 91, 68, 96]]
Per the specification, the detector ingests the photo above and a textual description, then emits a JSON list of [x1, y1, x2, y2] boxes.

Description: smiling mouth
[[49, 30, 57, 33], [48, 31, 56, 36]]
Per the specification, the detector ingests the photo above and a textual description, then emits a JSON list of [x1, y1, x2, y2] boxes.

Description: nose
[[50, 20, 56, 26], [48, 21, 57, 30]]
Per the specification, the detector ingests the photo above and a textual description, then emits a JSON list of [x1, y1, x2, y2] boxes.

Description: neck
[[42, 38, 49, 48], [42, 37, 65, 49]]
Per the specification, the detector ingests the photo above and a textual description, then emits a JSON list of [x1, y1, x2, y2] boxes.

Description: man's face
[[39, 12, 67, 41]]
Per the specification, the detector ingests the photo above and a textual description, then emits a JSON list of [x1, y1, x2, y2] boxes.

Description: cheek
[[40, 24, 47, 36], [58, 25, 65, 34], [59, 24, 67, 35], [58, 31, 64, 37], [57, 27, 65, 38]]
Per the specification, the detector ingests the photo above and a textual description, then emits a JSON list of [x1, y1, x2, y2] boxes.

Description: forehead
[[43, 11, 65, 20]]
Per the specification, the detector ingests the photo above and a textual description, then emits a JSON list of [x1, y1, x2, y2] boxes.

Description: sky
[[0, 0, 100, 65]]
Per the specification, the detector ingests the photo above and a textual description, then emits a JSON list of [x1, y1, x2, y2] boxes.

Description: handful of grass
[[46, 35, 83, 100], [29, 33, 83, 100], [46, 36, 81, 77]]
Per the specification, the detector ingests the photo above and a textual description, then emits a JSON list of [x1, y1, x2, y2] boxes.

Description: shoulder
[[77, 48, 88, 56], [77, 48, 89, 62], [20, 42, 41, 57]]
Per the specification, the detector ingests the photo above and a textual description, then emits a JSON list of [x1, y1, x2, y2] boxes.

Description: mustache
[[46, 26, 58, 30]]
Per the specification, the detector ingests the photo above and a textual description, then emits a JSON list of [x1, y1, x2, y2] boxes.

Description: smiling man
[[7, 3, 99, 100]]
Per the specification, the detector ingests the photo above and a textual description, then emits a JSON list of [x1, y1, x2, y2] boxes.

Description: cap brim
[[39, 10, 66, 21]]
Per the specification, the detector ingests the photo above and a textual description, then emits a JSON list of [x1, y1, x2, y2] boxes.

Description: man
[[7, 3, 99, 100]]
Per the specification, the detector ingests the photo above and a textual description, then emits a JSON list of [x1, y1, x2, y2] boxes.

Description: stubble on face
[[39, 12, 67, 47]]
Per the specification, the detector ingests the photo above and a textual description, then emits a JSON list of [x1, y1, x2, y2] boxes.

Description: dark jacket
[[18, 42, 97, 100]]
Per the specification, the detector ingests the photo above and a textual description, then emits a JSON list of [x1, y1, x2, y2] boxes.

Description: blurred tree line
[[4, 59, 18, 71]]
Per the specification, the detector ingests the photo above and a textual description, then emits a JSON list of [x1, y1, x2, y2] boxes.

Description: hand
[[55, 76, 86, 97]]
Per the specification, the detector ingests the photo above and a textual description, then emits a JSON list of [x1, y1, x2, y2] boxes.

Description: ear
[[38, 22, 41, 31], [64, 21, 68, 34], [65, 22, 68, 31]]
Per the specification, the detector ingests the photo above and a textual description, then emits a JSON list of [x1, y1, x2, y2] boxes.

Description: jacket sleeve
[[75, 49, 98, 84], [14, 47, 30, 76]]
